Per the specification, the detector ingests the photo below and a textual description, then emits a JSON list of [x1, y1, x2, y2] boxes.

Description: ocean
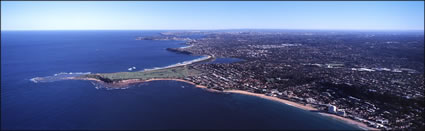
[[1, 31, 360, 130]]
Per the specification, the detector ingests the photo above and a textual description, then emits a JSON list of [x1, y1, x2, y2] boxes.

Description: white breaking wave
[[141, 55, 211, 72], [179, 45, 194, 49], [30, 72, 91, 83], [29, 55, 212, 88]]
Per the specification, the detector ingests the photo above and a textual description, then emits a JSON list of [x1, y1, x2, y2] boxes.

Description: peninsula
[[70, 31, 423, 130]]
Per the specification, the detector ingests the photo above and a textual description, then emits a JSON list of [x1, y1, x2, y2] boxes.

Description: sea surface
[[1, 31, 360, 130]]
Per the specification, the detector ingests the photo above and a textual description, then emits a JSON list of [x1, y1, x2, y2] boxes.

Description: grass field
[[82, 66, 202, 82]]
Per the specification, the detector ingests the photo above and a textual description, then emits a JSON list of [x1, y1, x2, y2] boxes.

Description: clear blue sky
[[1, 1, 424, 31]]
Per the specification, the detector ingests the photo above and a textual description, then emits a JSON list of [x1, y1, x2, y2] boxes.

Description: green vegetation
[[82, 66, 201, 83]]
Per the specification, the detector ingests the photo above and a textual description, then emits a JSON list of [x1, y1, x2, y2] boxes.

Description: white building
[[328, 105, 337, 114], [337, 109, 346, 117]]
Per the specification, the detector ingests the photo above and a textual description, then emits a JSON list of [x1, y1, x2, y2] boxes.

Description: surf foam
[[30, 72, 91, 83], [142, 55, 211, 72]]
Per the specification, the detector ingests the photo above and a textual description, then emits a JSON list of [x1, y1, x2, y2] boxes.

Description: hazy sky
[[1, 1, 424, 30]]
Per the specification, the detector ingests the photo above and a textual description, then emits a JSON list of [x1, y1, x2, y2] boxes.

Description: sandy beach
[[223, 90, 318, 111], [72, 77, 377, 130], [222, 90, 378, 130], [141, 55, 213, 72]]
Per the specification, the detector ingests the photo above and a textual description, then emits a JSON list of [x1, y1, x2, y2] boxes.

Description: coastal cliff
[[82, 74, 115, 83]]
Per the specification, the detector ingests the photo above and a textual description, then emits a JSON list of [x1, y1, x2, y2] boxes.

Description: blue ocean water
[[1, 31, 360, 130]]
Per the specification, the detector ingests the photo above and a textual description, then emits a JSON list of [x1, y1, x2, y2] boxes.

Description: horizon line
[[2, 28, 424, 32]]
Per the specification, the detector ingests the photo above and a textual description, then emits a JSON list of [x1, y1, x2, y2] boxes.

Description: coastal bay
[[65, 35, 376, 130], [3, 31, 365, 130]]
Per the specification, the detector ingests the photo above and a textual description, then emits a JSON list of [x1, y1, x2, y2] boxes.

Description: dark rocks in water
[[141, 37, 154, 40], [166, 48, 192, 55], [135, 37, 153, 40], [83, 74, 114, 83]]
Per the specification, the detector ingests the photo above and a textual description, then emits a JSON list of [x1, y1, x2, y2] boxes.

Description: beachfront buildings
[[328, 105, 337, 114]]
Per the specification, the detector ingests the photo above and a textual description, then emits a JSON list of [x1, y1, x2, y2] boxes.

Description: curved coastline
[[222, 90, 378, 131], [71, 76, 377, 130], [141, 40, 213, 72], [65, 37, 377, 130], [141, 55, 213, 72]]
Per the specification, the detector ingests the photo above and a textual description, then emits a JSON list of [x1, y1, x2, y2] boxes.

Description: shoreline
[[37, 33, 380, 130], [222, 90, 378, 131], [66, 39, 377, 130], [138, 38, 212, 72], [72, 77, 377, 130], [141, 55, 213, 72], [69, 77, 221, 93], [139, 78, 221, 93]]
